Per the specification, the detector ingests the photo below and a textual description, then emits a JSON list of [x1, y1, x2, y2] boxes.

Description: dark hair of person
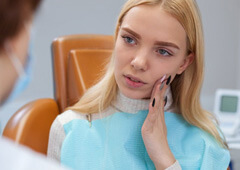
[[0, 0, 42, 49]]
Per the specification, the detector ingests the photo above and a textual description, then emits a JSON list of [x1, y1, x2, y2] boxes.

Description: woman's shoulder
[[54, 110, 88, 126], [165, 111, 223, 147], [55, 106, 117, 126], [165, 112, 230, 169]]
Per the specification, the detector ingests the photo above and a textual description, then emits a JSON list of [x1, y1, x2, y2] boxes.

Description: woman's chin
[[119, 88, 151, 100]]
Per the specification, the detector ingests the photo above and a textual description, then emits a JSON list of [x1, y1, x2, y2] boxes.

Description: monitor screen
[[220, 95, 238, 113]]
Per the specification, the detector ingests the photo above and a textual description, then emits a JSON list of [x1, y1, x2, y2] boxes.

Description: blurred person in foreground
[[0, 0, 67, 169]]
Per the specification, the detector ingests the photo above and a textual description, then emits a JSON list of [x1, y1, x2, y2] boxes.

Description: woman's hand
[[141, 75, 176, 170]]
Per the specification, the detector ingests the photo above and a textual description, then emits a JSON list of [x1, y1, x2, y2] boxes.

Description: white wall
[[238, 1, 240, 88], [1, 0, 240, 119], [197, 0, 240, 111]]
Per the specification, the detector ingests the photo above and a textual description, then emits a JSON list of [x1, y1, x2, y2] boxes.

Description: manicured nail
[[152, 98, 155, 107], [160, 74, 166, 83], [166, 76, 171, 85], [159, 82, 164, 91], [164, 96, 168, 106]]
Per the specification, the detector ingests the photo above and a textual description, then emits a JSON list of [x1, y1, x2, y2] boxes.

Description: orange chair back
[[67, 49, 112, 106], [52, 34, 114, 112]]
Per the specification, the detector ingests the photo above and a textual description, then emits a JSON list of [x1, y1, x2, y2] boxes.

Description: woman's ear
[[176, 53, 194, 75]]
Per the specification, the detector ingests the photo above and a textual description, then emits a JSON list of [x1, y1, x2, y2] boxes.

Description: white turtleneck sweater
[[47, 91, 230, 170]]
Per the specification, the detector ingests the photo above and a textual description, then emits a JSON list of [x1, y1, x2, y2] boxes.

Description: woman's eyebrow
[[155, 41, 180, 50], [121, 27, 141, 39], [121, 27, 180, 50]]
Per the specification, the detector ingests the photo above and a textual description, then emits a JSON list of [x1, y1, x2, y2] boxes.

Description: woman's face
[[114, 5, 193, 99]]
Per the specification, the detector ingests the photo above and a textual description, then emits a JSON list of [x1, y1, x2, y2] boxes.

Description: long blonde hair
[[68, 0, 227, 148]]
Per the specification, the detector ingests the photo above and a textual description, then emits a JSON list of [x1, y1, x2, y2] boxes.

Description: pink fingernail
[[160, 74, 166, 83]]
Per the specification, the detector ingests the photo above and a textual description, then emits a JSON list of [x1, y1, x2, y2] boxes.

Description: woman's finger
[[150, 75, 166, 101], [151, 75, 171, 109]]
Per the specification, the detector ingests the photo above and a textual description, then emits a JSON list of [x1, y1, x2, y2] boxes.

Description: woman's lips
[[124, 74, 146, 88]]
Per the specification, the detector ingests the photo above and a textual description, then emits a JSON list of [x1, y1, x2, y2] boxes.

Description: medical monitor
[[214, 89, 240, 136]]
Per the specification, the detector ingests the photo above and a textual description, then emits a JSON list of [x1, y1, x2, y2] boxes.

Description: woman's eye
[[157, 49, 172, 56], [122, 36, 136, 45]]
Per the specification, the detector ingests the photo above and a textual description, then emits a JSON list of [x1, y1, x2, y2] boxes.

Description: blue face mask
[[3, 39, 33, 104]]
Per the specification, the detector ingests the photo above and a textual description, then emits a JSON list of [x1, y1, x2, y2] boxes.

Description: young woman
[[48, 0, 230, 169]]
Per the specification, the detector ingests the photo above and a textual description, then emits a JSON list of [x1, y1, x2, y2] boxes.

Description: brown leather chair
[[3, 34, 114, 155], [52, 34, 114, 112], [67, 49, 112, 106]]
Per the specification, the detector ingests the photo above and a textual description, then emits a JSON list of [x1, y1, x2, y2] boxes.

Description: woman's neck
[[111, 88, 173, 114]]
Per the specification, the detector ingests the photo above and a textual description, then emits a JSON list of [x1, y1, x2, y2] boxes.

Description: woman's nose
[[130, 52, 148, 71]]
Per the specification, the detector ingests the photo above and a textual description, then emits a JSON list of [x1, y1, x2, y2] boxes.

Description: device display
[[220, 95, 238, 113]]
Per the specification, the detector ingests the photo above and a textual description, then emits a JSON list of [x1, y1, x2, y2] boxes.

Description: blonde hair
[[68, 0, 227, 148]]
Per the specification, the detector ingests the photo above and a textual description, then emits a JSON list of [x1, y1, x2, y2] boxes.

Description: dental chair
[[2, 34, 114, 155]]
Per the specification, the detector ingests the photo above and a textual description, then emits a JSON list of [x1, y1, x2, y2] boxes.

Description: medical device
[[214, 89, 240, 136]]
